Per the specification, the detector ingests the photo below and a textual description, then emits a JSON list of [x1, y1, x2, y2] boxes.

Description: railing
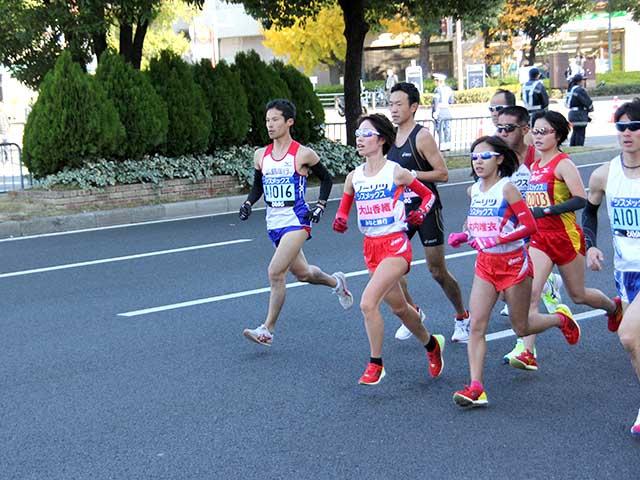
[[323, 115, 492, 154], [317, 92, 340, 108], [0, 143, 31, 192]]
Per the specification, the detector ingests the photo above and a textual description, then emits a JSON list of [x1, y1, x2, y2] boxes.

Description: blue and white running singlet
[[606, 155, 640, 303], [261, 141, 310, 232], [468, 177, 523, 254], [606, 155, 640, 272]]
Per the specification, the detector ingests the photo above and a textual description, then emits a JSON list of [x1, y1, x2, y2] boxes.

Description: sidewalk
[[0, 147, 620, 239]]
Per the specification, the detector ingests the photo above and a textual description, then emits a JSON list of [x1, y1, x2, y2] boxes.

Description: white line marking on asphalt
[[118, 250, 480, 317], [0, 239, 252, 279], [2, 161, 607, 242], [485, 309, 606, 341]]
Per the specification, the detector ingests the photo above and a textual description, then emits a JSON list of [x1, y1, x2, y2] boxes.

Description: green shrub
[[309, 138, 360, 177], [147, 50, 211, 156], [596, 71, 640, 85], [192, 59, 250, 151], [315, 84, 343, 94], [271, 60, 325, 144], [589, 84, 640, 97], [421, 84, 521, 105], [232, 50, 291, 146], [95, 51, 168, 159], [23, 51, 125, 178], [37, 138, 359, 189]]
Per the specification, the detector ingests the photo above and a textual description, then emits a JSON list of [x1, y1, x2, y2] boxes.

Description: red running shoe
[[427, 334, 445, 378], [359, 362, 385, 385], [453, 384, 488, 407], [556, 304, 580, 345], [509, 349, 538, 371], [608, 296, 623, 332]]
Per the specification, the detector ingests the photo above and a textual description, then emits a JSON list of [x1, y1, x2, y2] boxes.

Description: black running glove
[[305, 202, 325, 223], [239, 201, 252, 221]]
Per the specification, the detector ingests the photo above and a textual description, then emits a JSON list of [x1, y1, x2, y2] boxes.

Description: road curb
[[0, 147, 619, 239]]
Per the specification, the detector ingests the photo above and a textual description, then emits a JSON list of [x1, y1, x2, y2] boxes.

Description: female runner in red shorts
[[448, 136, 580, 407], [513, 111, 622, 371], [332, 114, 445, 386]]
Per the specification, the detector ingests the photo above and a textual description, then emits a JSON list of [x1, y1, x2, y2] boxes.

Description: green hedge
[[37, 139, 361, 190], [95, 51, 168, 159], [23, 51, 125, 178], [271, 60, 325, 144], [193, 59, 250, 151], [589, 84, 640, 97], [596, 71, 640, 85], [147, 51, 211, 157], [233, 50, 291, 146]]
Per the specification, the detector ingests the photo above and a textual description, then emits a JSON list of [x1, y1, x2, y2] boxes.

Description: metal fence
[[0, 143, 31, 192], [324, 115, 492, 154]]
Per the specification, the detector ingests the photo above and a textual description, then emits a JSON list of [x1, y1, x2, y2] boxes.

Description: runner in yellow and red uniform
[[510, 111, 623, 371]]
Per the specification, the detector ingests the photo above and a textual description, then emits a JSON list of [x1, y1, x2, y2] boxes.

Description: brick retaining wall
[[11, 176, 244, 210]]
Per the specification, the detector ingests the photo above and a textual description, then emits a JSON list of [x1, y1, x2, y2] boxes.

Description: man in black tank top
[[388, 82, 469, 343]]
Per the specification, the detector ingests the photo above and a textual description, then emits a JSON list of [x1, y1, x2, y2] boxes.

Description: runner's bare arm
[[415, 128, 449, 183]]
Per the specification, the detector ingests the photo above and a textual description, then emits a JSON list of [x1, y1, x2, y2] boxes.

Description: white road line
[[0, 239, 252, 279], [118, 250, 479, 317], [2, 161, 607, 242], [485, 309, 606, 341]]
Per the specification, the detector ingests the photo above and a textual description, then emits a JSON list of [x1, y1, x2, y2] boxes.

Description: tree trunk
[[338, 0, 368, 147], [527, 39, 537, 66], [482, 27, 491, 66], [327, 61, 344, 85], [120, 23, 134, 65], [419, 30, 432, 78], [131, 20, 149, 70], [89, 3, 108, 62]]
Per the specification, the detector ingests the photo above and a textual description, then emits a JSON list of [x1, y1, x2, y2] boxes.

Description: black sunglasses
[[488, 105, 507, 113], [615, 121, 640, 132], [496, 124, 524, 134]]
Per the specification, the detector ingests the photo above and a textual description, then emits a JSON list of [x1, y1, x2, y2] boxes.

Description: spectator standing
[[521, 67, 549, 126], [432, 73, 454, 151], [565, 73, 593, 147]]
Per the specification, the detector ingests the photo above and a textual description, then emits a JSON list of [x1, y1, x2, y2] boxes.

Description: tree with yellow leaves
[[262, 4, 346, 75]]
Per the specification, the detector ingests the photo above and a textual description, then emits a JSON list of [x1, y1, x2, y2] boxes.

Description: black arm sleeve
[[246, 168, 264, 205], [547, 195, 586, 215], [582, 200, 600, 249], [311, 161, 333, 203]]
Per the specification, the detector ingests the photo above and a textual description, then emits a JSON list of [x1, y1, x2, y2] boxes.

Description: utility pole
[[456, 19, 464, 90], [607, 0, 613, 72]]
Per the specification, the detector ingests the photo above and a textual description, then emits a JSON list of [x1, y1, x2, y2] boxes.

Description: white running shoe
[[243, 324, 273, 347], [541, 273, 563, 313], [395, 306, 426, 340], [500, 303, 509, 316], [451, 318, 470, 343], [332, 272, 354, 309], [631, 408, 640, 437]]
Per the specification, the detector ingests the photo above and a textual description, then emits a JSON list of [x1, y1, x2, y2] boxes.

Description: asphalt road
[[1, 159, 639, 479]]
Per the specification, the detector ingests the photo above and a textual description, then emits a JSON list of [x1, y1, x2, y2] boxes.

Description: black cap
[[529, 67, 540, 79], [572, 73, 584, 82]]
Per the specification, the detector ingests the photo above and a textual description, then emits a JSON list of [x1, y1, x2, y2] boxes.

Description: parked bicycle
[[335, 91, 369, 117]]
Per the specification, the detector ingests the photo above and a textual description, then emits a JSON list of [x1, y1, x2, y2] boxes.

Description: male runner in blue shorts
[[583, 98, 640, 437], [239, 99, 353, 346]]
